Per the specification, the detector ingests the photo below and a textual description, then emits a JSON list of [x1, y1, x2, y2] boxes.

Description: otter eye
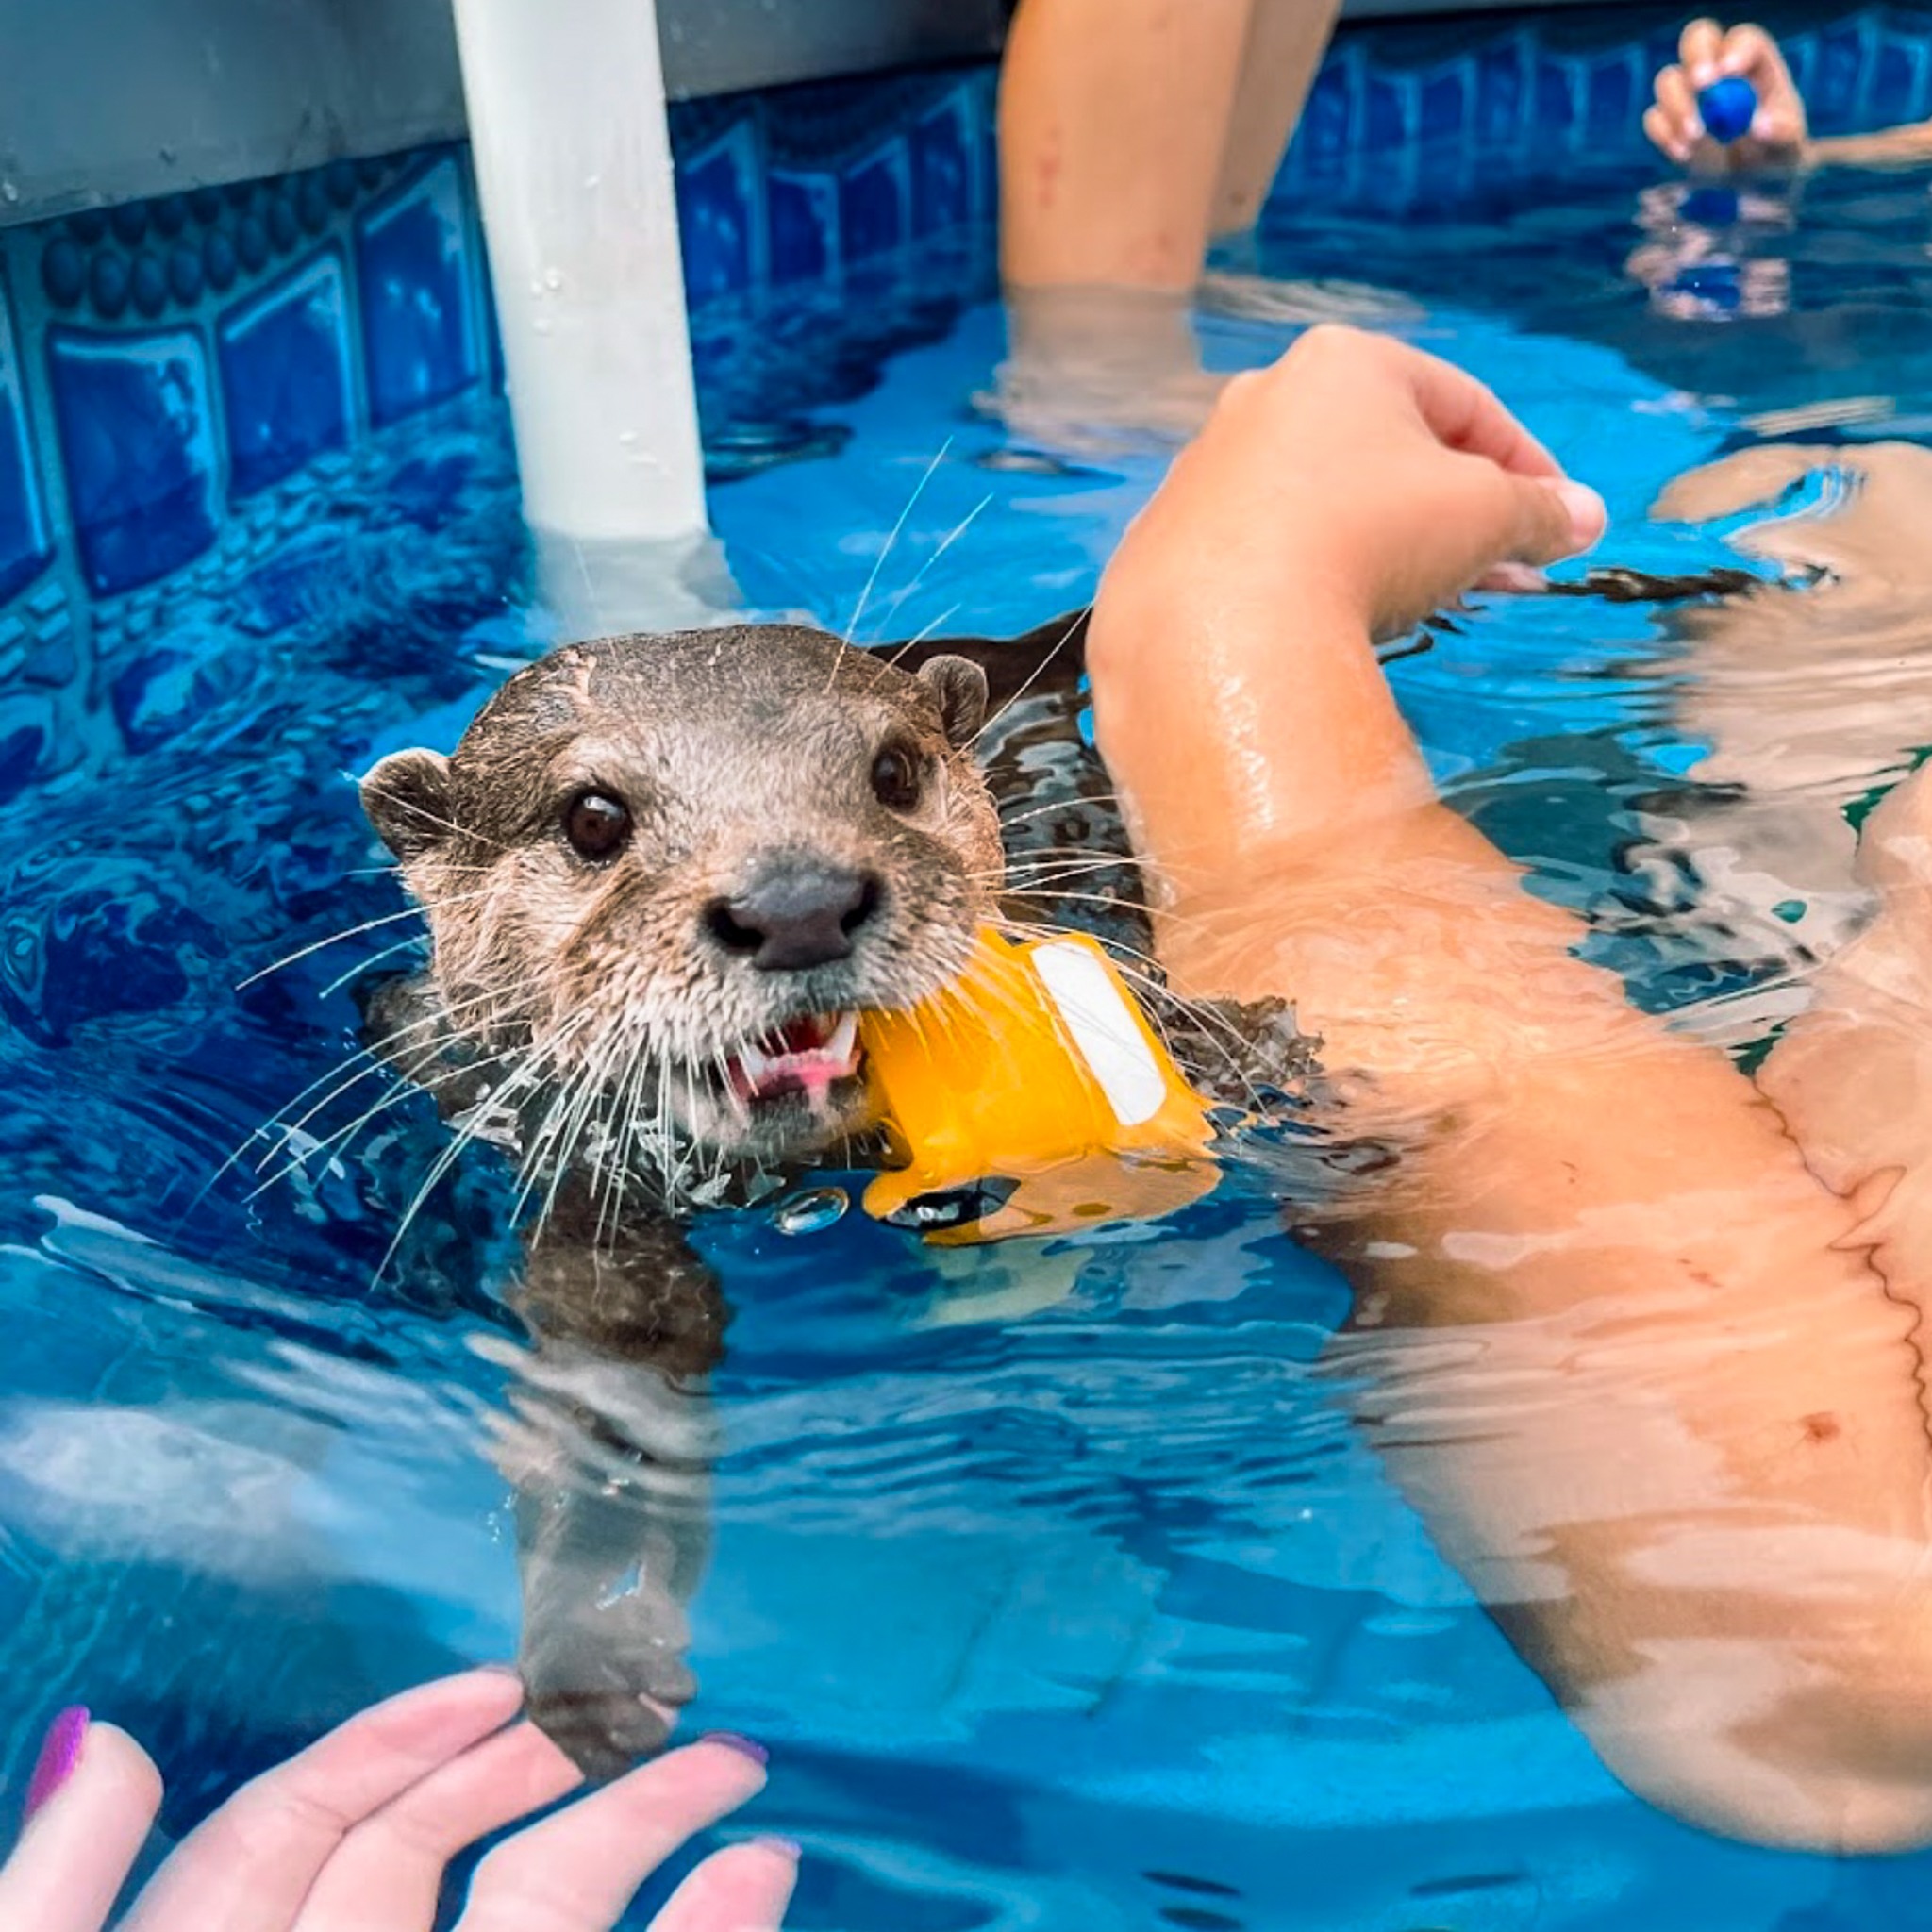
[[562, 790, 631, 860], [871, 743, 923, 812]]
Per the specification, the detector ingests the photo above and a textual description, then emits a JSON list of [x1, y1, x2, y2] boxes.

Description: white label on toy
[[1031, 940, 1164, 1127]]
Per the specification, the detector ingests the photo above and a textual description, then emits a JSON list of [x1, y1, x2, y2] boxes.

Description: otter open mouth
[[726, 1010, 861, 1105]]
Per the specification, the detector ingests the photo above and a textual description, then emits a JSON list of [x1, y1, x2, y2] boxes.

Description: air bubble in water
[[773, 1187, 848, 1235]]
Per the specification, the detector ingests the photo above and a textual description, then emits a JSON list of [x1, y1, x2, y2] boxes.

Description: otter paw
[[519, 1622, 699, 1780]]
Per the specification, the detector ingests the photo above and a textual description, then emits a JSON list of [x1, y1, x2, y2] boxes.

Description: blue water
[[8, 137, 1932, 1929]]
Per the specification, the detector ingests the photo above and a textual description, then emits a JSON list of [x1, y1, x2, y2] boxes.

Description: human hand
[[1087, 325, 1603, 871], [1644, 19, 1808, 169], [0, 1672, 797, 1932], [1105, 325, 1603, 647]]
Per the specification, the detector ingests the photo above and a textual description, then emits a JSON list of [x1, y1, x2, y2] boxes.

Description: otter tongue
[[730, 1010, 859, 1103]]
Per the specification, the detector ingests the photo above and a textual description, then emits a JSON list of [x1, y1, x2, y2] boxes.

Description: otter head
[[360, 625, 1000, 1176]]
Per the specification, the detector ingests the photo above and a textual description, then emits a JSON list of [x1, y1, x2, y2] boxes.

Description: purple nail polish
[[700, 1730, 769, 1767], [24, 1707, 88, 1823], [754, 1835, 803, 1860]]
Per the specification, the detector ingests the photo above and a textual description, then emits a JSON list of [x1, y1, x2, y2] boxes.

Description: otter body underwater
[[355, 612, 1313, 1772]]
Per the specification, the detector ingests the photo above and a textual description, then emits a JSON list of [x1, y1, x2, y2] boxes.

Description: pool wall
[[1, 3, 1929, 813]]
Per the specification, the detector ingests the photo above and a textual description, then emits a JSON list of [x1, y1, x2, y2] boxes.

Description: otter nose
[[705, 863, 882, 972]]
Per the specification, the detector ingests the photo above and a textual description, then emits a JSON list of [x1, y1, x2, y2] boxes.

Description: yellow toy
[[859, 928, 1221, 1244]]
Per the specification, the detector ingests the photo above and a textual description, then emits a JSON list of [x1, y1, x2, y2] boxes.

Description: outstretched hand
[[1, 1673, 796, 1932]]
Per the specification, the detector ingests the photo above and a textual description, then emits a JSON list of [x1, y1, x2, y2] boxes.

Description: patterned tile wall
[[1, 8, 1929, 808]]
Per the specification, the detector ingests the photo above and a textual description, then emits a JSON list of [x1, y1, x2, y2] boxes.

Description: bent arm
[[1087, 337, 1932, 1851]]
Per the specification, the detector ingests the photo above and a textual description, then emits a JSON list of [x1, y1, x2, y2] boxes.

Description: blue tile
[[46, 325, 218, 597], [911, 89, 974, 234], [1587, 54, 1636, 138], [1534, 58, 1579, 140], [217, 251, 351, 498], [354, 155, 480, 428], [1782, 32, 1817, 105], [1419, 66, 1467, 145], [677, 119, 762, 304], [768, 171, 840, 284], [1872, 36, 1923, 125], [1364, 75, 1410, 153], [1814, 22, 1870, 129], [1292, 52, 1356, 187], [840, 139, 909, 260], [1475, 40, 1526, 145], [0, 273, 51, 608]]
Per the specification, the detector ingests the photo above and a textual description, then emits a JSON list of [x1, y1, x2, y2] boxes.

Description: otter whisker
[[257, 980, 516, 1160], [376, 1050, 563, 1285], [507, 1010, 608, 1224], [841, 437, 954, 656], [236, 890, 493, 991], [998, 791, 1127, 826], [531, 1030, 625, 1242], [343, 776, 511, 854], [317, 933, 430, 1002], [192, 982, 506, 1215], [966, 610, 1087, 756], [874, 489, 992, 649], [879, 600, 963, 667], [247, 1025, 533, 1203]]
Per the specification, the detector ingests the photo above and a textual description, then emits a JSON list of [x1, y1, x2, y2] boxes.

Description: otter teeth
[[729, 1010, 860, 1102]]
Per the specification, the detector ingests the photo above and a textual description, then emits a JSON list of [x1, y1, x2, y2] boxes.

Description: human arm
[[1085, 326, 1932, 1851]]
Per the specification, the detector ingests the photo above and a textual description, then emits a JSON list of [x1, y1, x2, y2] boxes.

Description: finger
[[1398, 349, 1562, 480], [648, 1840, 799, 1932], [294, 1723, 582, 1932], [458, 1737, 769, 1932], [1720, 23, 1789, 90], [1643, 105, 1691, 165], [1680, 17, 1725, 86], [1654, 66, 1703, 146], [1476, 459, 1607, 567], [125, 1670, 525, 1932], [0, 1722, 160, 1932]]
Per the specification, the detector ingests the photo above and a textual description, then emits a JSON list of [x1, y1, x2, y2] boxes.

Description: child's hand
[[1645, 19, 1808, 168]]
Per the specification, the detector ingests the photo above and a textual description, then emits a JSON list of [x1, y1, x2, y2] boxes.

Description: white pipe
[[450, 0, 729, 634]]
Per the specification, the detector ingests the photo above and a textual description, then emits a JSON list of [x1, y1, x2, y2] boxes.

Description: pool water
[[8, 108, 1932, 1932]]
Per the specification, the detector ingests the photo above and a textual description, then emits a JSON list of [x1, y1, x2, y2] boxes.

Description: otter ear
[[917, 654, 989, 749], [361, 748, 455, 861]]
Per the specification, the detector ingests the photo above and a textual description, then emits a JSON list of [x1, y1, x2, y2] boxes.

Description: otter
[[360, 625, 1006, 1185], [356, 611, 1313, 1773]]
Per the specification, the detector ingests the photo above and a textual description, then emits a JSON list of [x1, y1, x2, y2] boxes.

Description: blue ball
[[1697, 75, 1757, 144]]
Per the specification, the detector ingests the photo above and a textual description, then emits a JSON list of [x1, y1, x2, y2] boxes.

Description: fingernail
[[1557, 478, 1607, 546], [754, 1835, 803, 1861], [24, 1707, 88, 1824], [700, 1730, 770, 1767]]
